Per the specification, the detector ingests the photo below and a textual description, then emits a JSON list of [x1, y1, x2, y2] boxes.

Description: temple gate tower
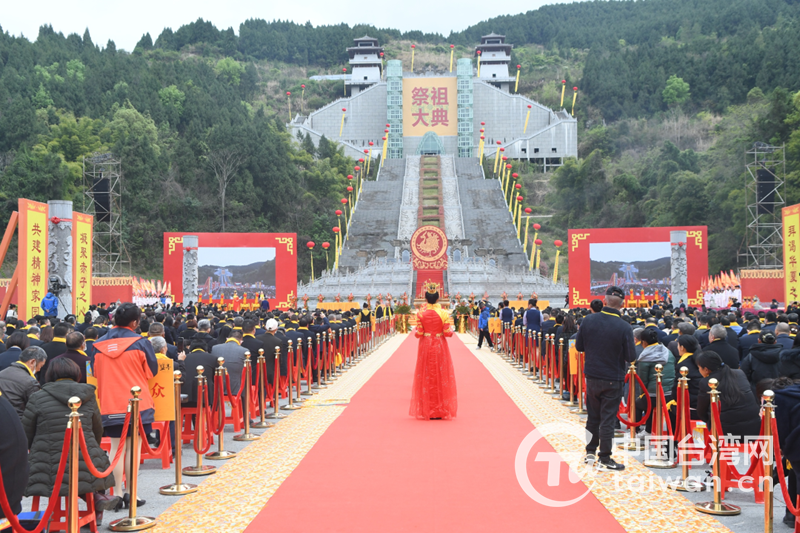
[[347, 36, 384, 96], [475, 33, 513, 92]]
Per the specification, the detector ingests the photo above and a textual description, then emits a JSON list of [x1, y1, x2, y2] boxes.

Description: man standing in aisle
[[575, 285, 636, 471]]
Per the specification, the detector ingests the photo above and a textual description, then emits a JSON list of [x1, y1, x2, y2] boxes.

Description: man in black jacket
[[706, 325, 741, 369], [38, 322, 70, 384], [0, 391, 28, 519], [575, 286, 636, 471], [181, 339, 218, 409]]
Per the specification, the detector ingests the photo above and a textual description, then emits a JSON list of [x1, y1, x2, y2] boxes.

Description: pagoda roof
[[353, 35, 379, 43]]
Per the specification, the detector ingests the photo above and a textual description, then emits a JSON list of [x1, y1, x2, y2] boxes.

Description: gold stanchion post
[[160, 371, 199, 494], [284, 341, 302, 410], [668, 367, 703, 491], [695, 379, 741, 515], [251, 349, 273, 429], [643, 364, 674, 468], [571, 352, 587, 415], [315, 333, 327, 389], [182, 367, 216, 477], [207, 358, 238, 459], [618, 362, 645, 451], [763, 390, 775, 532], [234, 352, 260, 441], [67, 397, 82, 533], [268, 346, 288, 418], [109, 387, 156, 531]]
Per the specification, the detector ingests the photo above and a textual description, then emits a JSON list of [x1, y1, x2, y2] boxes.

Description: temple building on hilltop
[[289, 34, 577, 171]]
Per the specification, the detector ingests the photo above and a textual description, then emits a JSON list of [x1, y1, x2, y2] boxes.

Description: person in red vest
[[93, 302, 158, 508]]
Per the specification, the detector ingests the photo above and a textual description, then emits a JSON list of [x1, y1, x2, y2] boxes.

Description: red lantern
[[527, 104, 532, 109], [342, 107, 346, 112], [354, 166, 360, 171], [450, 44, 454, 49], [573, 87, 578, 91], [386, 123, 390, 128], [363, 150, 368, 154], [382, 136, 387, 141], [524, 208, 532, 214], [322, 242, 330, 249], [554, 240, 563, 247], [341, 198, 348, 205], [342, 68, 347, 73], [535, 239, 543, 246], [287, 91, 291, 96], [368, 141, 373, 146], [533, 223, 541, 231], [496, 140, 501, 145], [480, 135, 485, 140], [307, 241, 315, 249], [480, 128, 484, 133], [301, 84, 305, 89], [411, 44, 415, 49], [358, 158, 364, 163], [506, 164, 512, 169], [347, 186, 353, 192], [380, 52, 384, 57], [335, 209, 343, 216], [515, 183, 522, 189], [347, 174, 353, 180], [333, 227, 340, 233], [384, 129, 389, 133], [512, 173, 518, 178], [517, 195, 523, 202], [477, 50, 481, 55], [481, 122, 485, 125], [562, 80, 566, 84], [517, 64, 521, 69]]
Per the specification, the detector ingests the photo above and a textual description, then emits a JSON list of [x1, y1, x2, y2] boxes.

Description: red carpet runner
[[246, 334, 624, 532]]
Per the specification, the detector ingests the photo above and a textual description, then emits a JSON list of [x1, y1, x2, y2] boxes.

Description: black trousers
[[585, 378, 624, 458], [477, 328, 494, 348]]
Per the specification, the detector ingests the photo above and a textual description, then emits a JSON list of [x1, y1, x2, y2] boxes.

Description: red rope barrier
[[657, 381, 673, 438], [77, 413, 130, 478], [710, 400, 762, 478], [617, 372, 652, 428], [137, 418, 170, 457], [208, 373, 225, 435], [192, 383, 212, 456], [0, 428, 72, 533], [772, 417, 800, 517]]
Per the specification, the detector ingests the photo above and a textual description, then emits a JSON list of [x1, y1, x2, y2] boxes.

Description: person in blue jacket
[[477, 304, 494, 350], [40, 292, 58, 317]]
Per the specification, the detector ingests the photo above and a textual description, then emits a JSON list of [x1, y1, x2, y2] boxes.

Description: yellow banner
[[18, 199, 48, 322], [72, 212, 93, 317], [488, 317, 503, 334], [783, 203, 800, 303], [149, 358, 175, 421], [402, 77, 458, 137]]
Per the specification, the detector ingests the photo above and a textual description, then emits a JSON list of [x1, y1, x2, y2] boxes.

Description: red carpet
[[246, 334, 624, 532]]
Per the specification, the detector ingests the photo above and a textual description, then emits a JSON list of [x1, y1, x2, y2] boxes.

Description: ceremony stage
[[126, 332, 750, 533]]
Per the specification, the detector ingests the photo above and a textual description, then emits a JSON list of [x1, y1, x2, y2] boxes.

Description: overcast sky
[[1, 0, 582, 51]]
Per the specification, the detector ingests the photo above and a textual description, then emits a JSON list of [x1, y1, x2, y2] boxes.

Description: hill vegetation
[[1, 0, 799, 281]]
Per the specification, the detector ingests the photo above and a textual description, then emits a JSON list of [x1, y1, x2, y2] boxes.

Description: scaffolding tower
[[82, 153, 131, 276], [742, 142, 785, 269]]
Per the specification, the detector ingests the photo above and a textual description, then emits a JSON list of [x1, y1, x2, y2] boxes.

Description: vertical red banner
[[18, 199, 49, 322], [72, 212, 94, 317]]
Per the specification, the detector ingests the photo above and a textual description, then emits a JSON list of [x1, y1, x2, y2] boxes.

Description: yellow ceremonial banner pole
[[503, 172, 511, 209], [478, 139, 484, 165], [310, 251, 315, 283], [18, 199, 48, 323], [477, 54, 481, 77], [523, 218, 531, 254], [535, 248, 541, 270], [411, 45, 415, 72], [493, 149, 500, 175], [301, 85, 305, 113], [339, 111, 346, 137], [366, 153, 371, 177], [150, 358, 175, 421], [529, 242, 536, 271], [516, 201, 522, 239], [553, 249, 561, 283], [381, 136, 388, 162], [72, 212, 93, 317], [560, 80, 566, 107], [334, 236, 339, 270], [449, 45, 454, 72], [514, 65, 521, 93], [287, 93, 291, 122], [783, 204, 800, 303], [523, 106, 531, 134], [571, 87, 578, 116]]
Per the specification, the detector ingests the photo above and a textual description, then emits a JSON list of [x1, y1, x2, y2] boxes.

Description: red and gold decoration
[[560, 79, 566, 107], [411, 225, 448, 298], [322, 241, 330, 270], [339, 107, 346, 137], [17, 199, 48, 321], [300, 84, 305, 113], [783, 203, 800, 303], [286, 91, 292, 122], [571, 86, 578, 116], [529, 223, 541, 271], [72, 212, 93, 317], [449, 44, 455, 72], [552, 239, 563, 283], [410, 44, 416, 72], [307, 241, 315, 282], [524, 104, 532, 133], [514, 64, 521, 93]]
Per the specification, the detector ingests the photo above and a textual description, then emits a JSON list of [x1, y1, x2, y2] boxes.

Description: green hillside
[[1, 0, 799, 281]]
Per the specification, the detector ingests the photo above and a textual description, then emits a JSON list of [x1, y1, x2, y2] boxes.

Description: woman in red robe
[[409, 289, 458, 420]]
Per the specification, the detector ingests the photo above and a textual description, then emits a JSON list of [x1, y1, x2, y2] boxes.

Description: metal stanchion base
[[159, 483, 198, 495], [614, 430, 626, 438], [206, 450, 238, 460], [233, 432, 260, 441], [283, 403, 303, 410], [266, 411, 288, 419], [312, 384, 328, 390], [643, 459, 676, 469], [251, 420, 274, 429], [182, 465, 216, 476], [109, 515, 157, 531], [694, 501, 741, 515], [668, 478, 705, 492], [562, 399, 575, 406], [301, 390, 318, 396], [571, 408, 587, 415]]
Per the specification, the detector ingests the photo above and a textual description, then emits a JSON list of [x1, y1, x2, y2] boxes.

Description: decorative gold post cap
[[708, 378, 718, 390], [68, 396, 82, 411]]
